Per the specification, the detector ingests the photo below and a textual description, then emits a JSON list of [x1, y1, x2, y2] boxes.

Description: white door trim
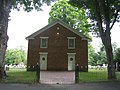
[[39, 52, 48, 54], [40, 52, 48, 70], [68, 53, 76, 71], [67, 53, 76, 55]]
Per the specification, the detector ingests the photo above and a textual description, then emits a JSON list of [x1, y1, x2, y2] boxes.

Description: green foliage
[[114, 48, 120, 62], [97, 50, 107, 64], [96, 43, 118, 64], [49, 0, 91, 39], [88, 43, 117, 65], [69, 0, 120, 35], [5, 48, 26, 65], [88, 45, 97, 65], [88, 44, 106, 66], [11, 0, 56, 12]]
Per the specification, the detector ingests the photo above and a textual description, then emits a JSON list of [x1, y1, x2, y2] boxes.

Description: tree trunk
[[94, 0, 116, 80], [98, 23, 116, 80], [0, 0, 11, 78], [103, 38, 116, 80], [99, 26, 116, 80]]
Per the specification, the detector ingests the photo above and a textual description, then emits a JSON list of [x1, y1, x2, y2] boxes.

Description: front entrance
[[40, 53, 48, 70], [68, 53, 75, 71]]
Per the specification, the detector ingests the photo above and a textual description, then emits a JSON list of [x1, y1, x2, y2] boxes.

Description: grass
[[116, 71, 120, 80], [0, 68, 36, 84], [0, 68, 120, 83], [79, 69, 108, 82], [79, 69, 120, 82]]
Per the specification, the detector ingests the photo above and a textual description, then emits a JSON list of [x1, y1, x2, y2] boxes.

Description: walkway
[[40, 71, 75, 84]]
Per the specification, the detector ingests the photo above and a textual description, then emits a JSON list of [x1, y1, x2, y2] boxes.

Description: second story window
[[40, 37, 49, 48], [67, 37, 76, 49]]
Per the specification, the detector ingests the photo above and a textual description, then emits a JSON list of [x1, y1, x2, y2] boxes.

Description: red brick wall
[[27, 23, 88, 71]]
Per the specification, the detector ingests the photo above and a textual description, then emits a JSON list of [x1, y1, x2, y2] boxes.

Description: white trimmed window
[[40, 37, 49, 48], [67, 37, 76, 49]]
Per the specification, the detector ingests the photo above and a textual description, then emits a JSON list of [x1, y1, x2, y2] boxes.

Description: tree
[[48, 0, 91, 39], [114, 48, 120, 62], [97, 44, 107, 65], [114, 48, 120, 71], [5, 49, 15, 65], [0, 0, 55, 78], [88, 44, 107, 66], [97, 43, 118, 65], [5, 48, 26, 65], [69, 0, 120, 80], [88, 45, 97, 66]]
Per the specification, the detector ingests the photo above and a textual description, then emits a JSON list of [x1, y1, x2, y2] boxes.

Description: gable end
[[26, 20, 88, 40]]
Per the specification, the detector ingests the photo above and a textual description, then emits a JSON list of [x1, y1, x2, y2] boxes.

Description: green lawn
[[79, 69, 108, 82], [116, 71, 120, 80], [0, 68, 36, 84], [0, 68, 120, 83], [79, 69, 120, 82]]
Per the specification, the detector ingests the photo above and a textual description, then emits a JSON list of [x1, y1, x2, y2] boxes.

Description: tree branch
[[94, 0, 104, 34], [104, 0, 111, 36], [110, 9, 119, 30]]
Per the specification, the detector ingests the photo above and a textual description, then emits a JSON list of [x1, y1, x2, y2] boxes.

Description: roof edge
[[26, 19, 88, 40]]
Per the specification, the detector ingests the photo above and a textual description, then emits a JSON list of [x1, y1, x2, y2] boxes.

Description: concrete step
[[40, 71, 75, 84]]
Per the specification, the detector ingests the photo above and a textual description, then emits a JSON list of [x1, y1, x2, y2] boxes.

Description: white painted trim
[[68, 37, 75, 49], [67, 53, 76, 55], [68, 53, 76, 70], [39, 52, 48, 54], [40, 38, 48, 48], [40, 37, 49, 39], [26, 37, 34, 40], [67, 37, 76, 39], [40, 54, 47, 70]]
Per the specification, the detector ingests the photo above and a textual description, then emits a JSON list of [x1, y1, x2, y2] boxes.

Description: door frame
[[39, 52, 48, 70], [67, 53, 76, 71]]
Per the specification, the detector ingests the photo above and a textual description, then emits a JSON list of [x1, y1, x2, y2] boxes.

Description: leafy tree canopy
[[11, 0, 56, 12], [49, 0, 91, 39], [114, 48, 120, 62], [5, 48, 26, 65], [88, 45, 97, 65], [69, 0, 120, 35], [88, 44, 107, 66]]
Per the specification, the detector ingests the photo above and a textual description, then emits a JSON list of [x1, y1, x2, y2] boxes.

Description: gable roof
[[26, 19, 88, 40]]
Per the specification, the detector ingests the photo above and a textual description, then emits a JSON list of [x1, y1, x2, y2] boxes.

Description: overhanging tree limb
[[110, 9, 119, 30]]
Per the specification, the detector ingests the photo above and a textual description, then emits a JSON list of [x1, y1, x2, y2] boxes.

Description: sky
[[8, 5, 120, 51], [8, 5, 51, 50]]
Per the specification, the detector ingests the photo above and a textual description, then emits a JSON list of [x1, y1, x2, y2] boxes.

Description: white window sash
[[40, 37, 49, 48], [67, 37, 76, 49]]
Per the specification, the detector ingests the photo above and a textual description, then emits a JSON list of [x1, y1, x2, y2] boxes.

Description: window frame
[[40, 37, 49, 48], [67, 37, 76, 49]]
